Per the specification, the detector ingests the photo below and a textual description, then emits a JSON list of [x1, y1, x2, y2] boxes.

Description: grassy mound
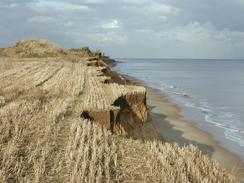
[[0, 39, 96, 58], [13, 39, 67, 58]]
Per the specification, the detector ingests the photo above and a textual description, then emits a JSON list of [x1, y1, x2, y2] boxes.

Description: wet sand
[[125, 75, 244, 182]]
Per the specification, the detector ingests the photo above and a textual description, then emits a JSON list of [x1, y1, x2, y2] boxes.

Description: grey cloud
[[161, 0, 244, 31], [27, 1, 90, 13], [0, 0, 244, 58]]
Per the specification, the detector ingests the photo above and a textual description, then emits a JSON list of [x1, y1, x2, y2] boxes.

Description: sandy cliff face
[[112, 92, 148, 134]]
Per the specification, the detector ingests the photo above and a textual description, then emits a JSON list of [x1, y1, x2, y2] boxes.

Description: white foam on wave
[[160, 83, 194, 99], [172, 92, 194, 99], [224, 132, 244, 147], [205, 113, 244, 131], [160, 83, 176, 90], [185, 102, 211, 113]]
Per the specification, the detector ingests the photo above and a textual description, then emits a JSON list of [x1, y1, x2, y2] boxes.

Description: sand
[[125, 75, 244, 181]]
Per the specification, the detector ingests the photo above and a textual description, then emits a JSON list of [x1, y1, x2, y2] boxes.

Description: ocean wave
[[160, 83, 194, 99], [184, 102, 211, 113], [205, 114, 244, 134], [205, 114, 244, 147], [160, 83, 176, 90], [224, 133, 244, 147], [172, 92, 194, 99]]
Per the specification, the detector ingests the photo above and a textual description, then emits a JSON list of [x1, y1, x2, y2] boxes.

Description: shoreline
[[123, 74, 244, 181]]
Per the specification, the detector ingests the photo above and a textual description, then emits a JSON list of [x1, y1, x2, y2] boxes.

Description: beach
[[124, 75, 244, 181]]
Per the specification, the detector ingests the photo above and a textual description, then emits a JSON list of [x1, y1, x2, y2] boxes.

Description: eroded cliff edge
[[1, 39, 150, 137], [82, 56, 149, 136]]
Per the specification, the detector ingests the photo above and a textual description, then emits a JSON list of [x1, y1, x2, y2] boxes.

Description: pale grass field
[[0, 58, 119, 182], [0, 40, 239, 182]]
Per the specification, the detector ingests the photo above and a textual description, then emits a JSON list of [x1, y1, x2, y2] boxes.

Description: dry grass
[[0, 39, 96, 59], [117, 138, 237, 183], [12, 39, 67, 58], [0, 57, 118, 182], [0, 40, 240, 183], [65, 120, 117, 183]]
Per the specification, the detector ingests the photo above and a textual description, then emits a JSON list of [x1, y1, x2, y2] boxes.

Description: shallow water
[[113, 58, 244, 160]]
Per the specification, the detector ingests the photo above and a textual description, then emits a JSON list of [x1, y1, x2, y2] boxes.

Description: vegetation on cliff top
[[0, 39, 97, 58], [0, 40, 238, 182]]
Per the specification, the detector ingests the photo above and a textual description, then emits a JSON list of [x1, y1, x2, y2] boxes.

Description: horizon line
[[113, 57, 244, 60]]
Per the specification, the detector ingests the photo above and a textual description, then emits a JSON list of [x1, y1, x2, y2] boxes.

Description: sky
[[1, 0, 244, 58]]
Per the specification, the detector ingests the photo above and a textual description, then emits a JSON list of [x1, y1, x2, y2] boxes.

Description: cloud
[[116, 1, 179, 30], [101, 20, 120, 29], [28, 1, 90, 12], [66, 30, 127, 46], [162, 0, 244, 31], [121, 2, 179, 16], [91, 32, 127, 44], [159, 22, 244, 45], [27, 16, 55, 24], [0, 2, 19, 9], [159, 15, 167, 22], [83, 0, 109, 4], [159, 22, 212, 42], [145, 2, 179, 14]]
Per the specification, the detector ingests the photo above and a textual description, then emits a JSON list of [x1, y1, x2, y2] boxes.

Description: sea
[[113, 58, 244, 160]]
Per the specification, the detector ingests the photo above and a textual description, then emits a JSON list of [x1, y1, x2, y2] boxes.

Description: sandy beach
[[125, 75, 244, 181]]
